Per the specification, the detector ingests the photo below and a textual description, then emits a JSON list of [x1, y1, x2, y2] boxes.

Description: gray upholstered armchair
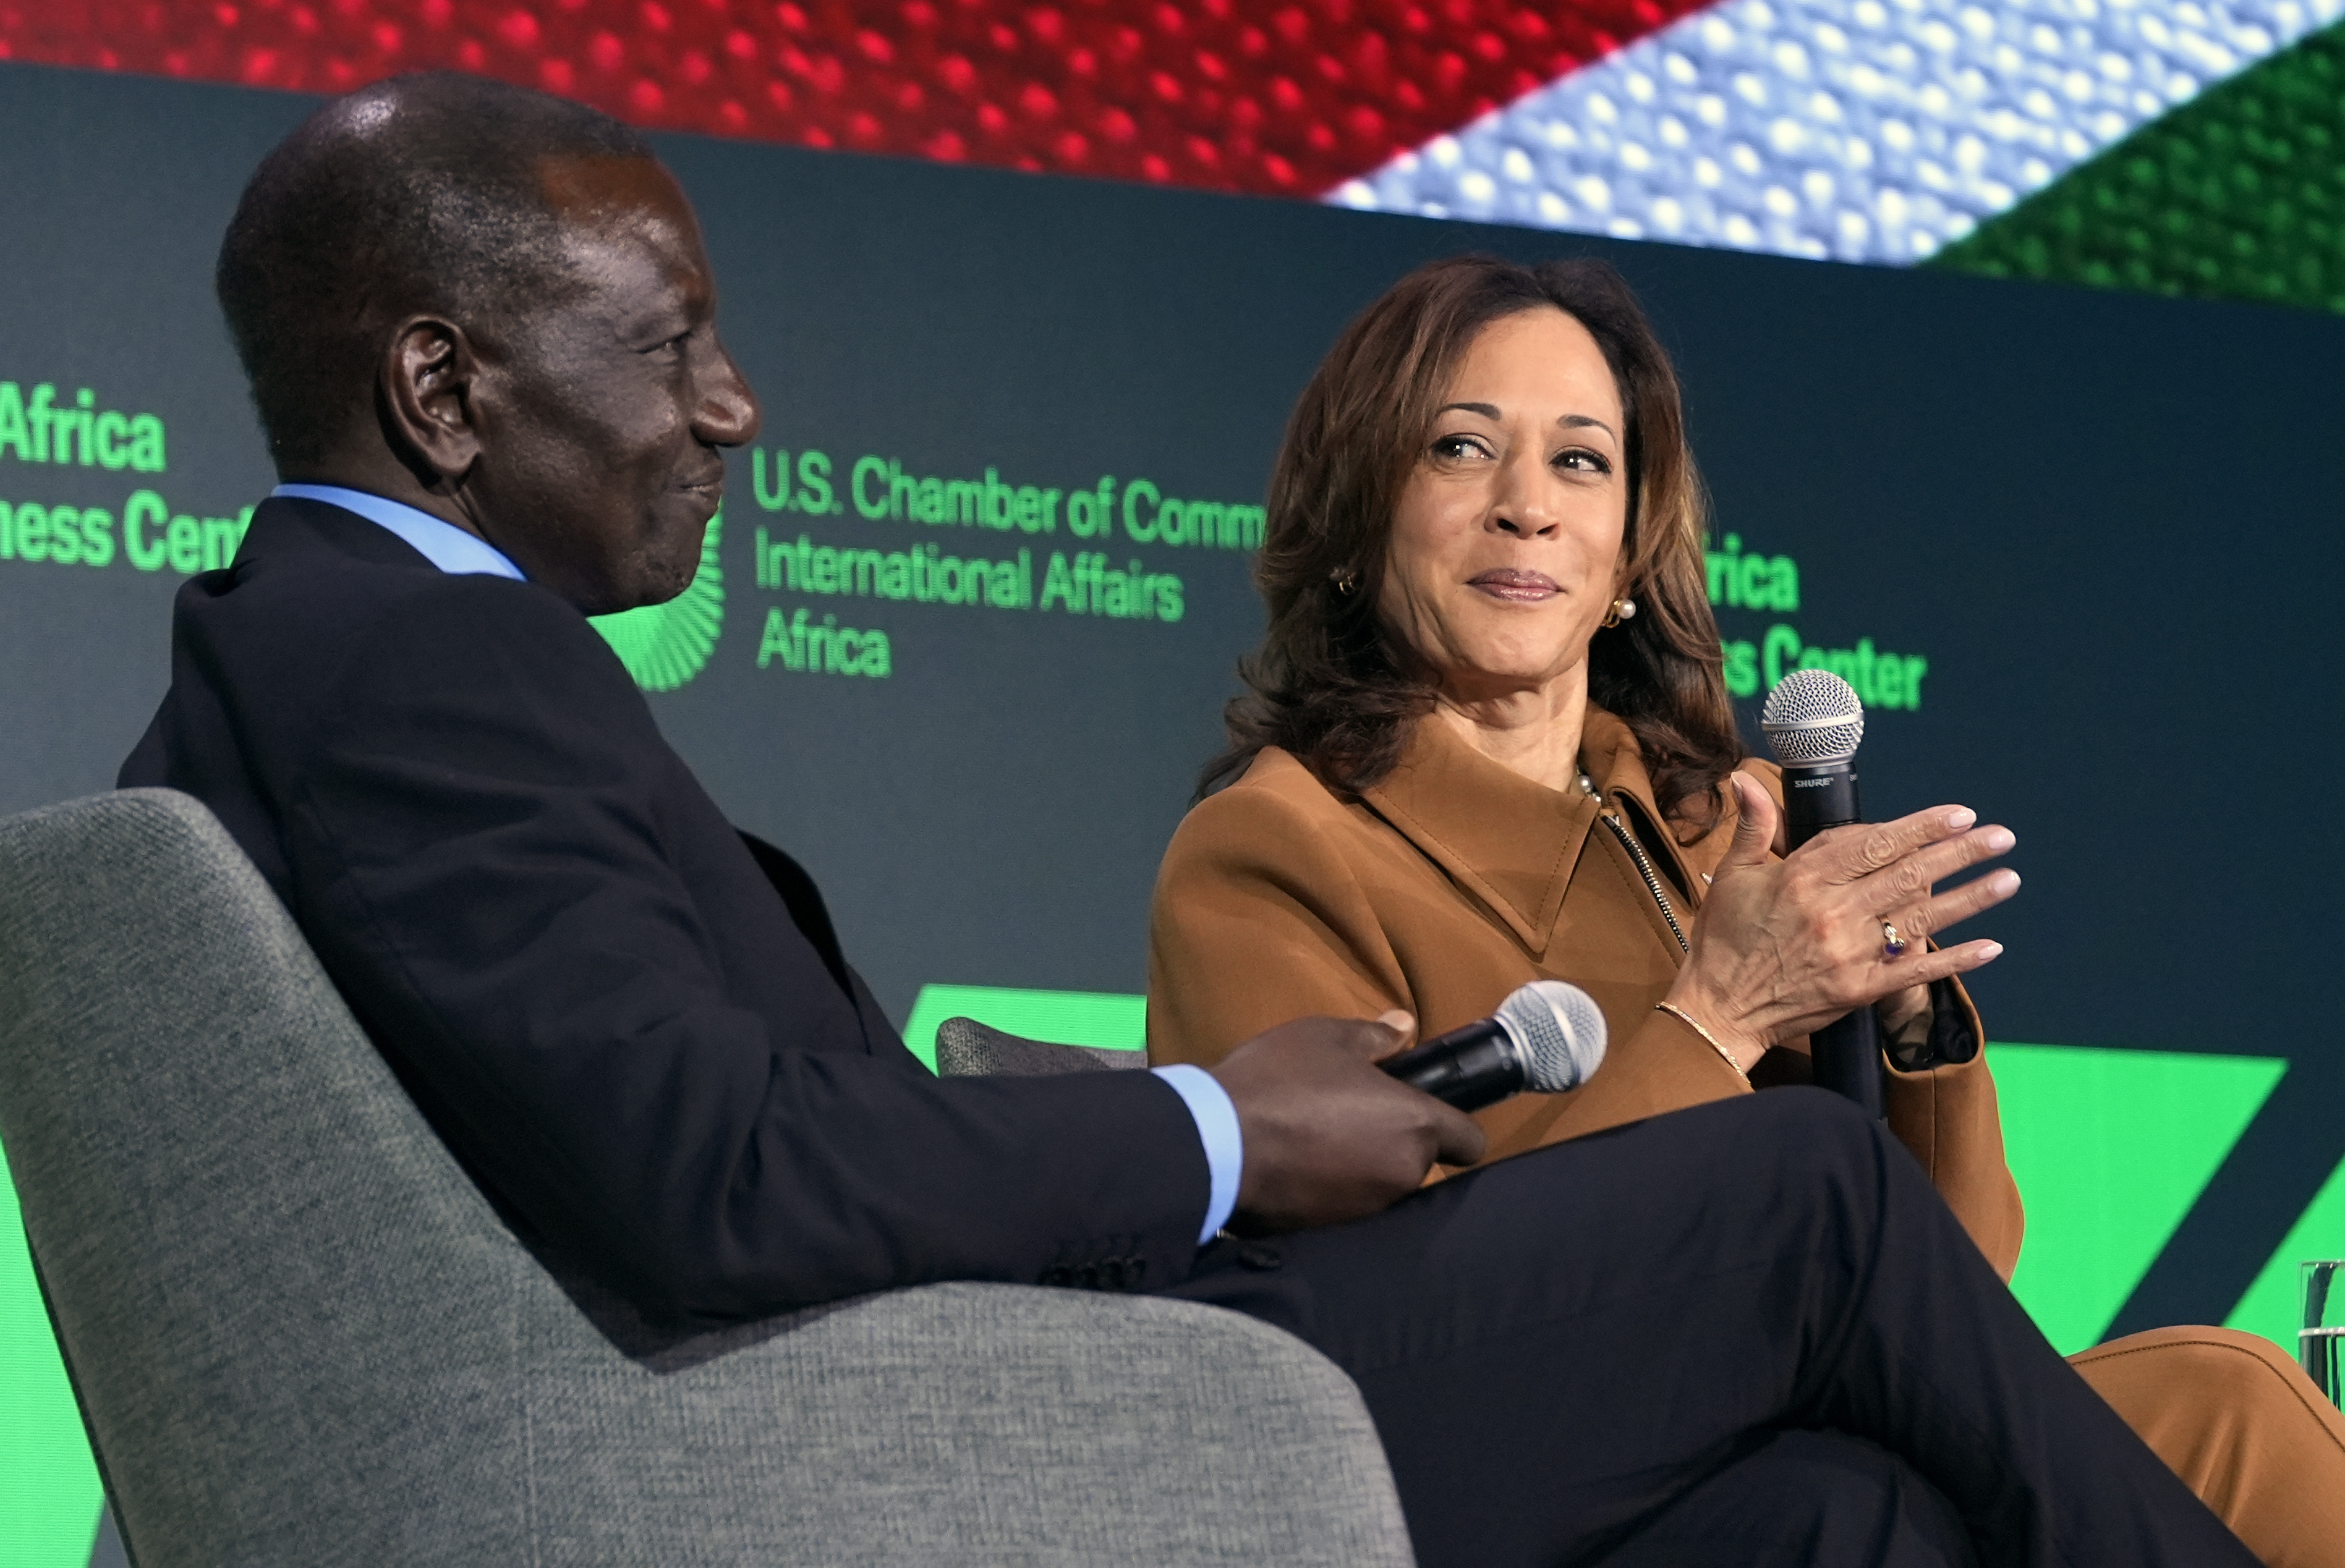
[[0, 789, 1413, 1567]]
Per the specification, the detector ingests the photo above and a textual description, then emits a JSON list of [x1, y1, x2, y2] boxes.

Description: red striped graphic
[[0, 0, 1714, 195]]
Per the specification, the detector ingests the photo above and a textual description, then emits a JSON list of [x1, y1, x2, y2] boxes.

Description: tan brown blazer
[[1147, 705, 2025, 1278], [1148, 708, 2345, 1563]]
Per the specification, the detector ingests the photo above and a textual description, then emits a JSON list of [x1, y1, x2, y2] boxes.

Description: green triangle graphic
[[590, 509, 726, 692], [0, 1140, 104, 1567], [1928, 19, 2345, 315], [1995, 1043, 2285, 1354], [2225, 1149, 2345, 1357]]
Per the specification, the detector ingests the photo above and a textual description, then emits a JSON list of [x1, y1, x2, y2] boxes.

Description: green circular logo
[[590, 509, 725, 691]]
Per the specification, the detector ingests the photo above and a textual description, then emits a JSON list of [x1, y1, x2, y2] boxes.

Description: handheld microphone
[[1378, 980, 1608, 1112], [1761, 669, 1883, 1117], [1761, 666, 1866, 837]]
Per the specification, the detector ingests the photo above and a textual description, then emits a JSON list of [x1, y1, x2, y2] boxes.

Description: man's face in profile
[[467, 157, 760, 615]]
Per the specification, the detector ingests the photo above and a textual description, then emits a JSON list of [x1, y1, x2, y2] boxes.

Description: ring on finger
[[1879, 920, 1909, 959]]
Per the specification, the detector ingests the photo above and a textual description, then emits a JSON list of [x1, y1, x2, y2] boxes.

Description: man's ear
[[378, 316, 482, 488]]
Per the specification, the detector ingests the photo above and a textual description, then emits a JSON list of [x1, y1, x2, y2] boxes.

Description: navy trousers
[[1168, 1088, 2253, 1568]]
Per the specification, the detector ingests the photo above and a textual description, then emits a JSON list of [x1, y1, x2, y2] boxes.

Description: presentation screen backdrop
[[2, 56, 2342, 1566]]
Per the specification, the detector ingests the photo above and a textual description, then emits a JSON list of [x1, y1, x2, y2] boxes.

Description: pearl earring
[[1602, 597, 1637, 629]]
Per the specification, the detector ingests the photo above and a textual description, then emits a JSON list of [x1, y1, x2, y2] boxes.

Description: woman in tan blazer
[[1149, 254, 2345, 1566]]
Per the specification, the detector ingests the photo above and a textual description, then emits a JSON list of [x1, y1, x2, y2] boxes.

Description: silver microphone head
[[1494, 980, 1608, 1093], [1761, 668, 1865, 766]]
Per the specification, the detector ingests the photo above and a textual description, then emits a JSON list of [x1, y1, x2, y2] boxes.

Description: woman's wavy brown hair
[[1203, 254, 1743, 838]]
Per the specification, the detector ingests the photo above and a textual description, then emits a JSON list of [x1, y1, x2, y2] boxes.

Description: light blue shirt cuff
[[1150, 1064, 1241, 1245]]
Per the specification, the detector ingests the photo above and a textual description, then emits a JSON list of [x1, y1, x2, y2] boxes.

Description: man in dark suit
[[123, 73, 2255, 1567]]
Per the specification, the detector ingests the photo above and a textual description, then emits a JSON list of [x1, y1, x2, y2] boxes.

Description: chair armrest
[[530, 1281, 1414, 1565], [935, 1015, 1148, 1077]]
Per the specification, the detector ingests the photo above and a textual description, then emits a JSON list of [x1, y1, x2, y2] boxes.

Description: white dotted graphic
[[1335, 0, 2341, 262]]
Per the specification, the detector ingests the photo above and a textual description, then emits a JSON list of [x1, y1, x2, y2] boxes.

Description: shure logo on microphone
[[1791, 776, 1834, 788]]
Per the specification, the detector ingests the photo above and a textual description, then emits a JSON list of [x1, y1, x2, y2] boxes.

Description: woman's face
[[1379, 307, 1629, 706]]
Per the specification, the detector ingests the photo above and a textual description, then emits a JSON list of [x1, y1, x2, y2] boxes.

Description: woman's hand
[[1662, 774, 2018, 1069], [1743, 769, 1931, 1048]]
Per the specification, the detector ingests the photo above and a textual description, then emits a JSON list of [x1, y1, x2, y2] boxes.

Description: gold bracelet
[[1654, 1002, 1751, 1089]]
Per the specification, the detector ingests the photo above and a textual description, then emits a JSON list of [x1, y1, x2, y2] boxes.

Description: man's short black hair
[[216, 72, 652, 472]]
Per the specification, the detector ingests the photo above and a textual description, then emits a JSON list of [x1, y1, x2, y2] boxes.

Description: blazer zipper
[[1601, 808, 1690, 956]]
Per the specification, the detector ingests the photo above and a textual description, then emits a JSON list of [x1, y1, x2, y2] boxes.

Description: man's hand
[[1208, 1012, 1487, 1235]]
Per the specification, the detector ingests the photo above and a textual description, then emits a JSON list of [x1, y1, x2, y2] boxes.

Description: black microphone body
[[1781, 758, 1862, 841], [1379, 1019, 1521, 1113], [1376, 980, 1609, 1113], [1779, 759, 1886, 1119]]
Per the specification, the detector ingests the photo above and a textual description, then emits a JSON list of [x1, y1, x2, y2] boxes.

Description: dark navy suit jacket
[[122, 496, 1208, 1325]]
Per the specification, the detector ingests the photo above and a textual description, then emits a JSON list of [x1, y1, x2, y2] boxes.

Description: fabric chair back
[[0, 789, 566, 1561], [0, 790, 1414, 1567]]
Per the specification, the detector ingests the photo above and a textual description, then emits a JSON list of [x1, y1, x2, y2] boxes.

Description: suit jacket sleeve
[[1147, 783, 1407, 1066], [1881, 981, 2026, 1279], [249, 575, 1210, 1324]]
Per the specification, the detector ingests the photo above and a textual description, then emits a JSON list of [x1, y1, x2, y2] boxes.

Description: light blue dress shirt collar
[[272, 483, 526, 581], [273, 483, 1242, 1243]]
